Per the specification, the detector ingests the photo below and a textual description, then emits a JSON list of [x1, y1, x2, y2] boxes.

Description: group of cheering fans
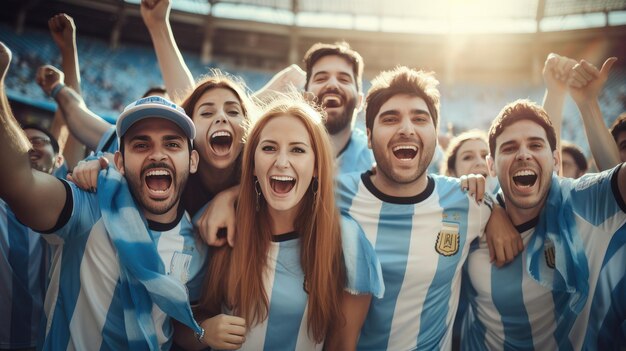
[[1, 0, 625, 350]]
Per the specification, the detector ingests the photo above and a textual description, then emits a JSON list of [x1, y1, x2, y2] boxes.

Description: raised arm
[[0, 42, 67, 232], [141, 0, 194, 101], [568, 57, 620, 171], [48, 13, 85, 168], [252, 64, 306, 102], [36, 65, 111, 151], [541, 53, 577, 174]]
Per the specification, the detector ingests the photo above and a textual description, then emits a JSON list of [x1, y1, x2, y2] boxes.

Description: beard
[[124, 162, 189, 217], [319, 91, 357, 135], [371, 139, 435, 186]]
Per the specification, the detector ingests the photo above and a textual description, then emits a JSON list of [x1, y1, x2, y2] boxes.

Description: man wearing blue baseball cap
[[0, 44, 206, 351]]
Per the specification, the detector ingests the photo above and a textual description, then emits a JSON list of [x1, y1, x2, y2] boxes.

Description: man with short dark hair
[[336, 66, 518, 350], [303, 42, 374, 174], [462, 99, 626, 350]]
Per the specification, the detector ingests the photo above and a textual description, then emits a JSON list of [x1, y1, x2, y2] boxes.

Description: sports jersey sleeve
[[95, 125, 118, 153], [40, 179, 101, 242], [568, 164, 626, 234], [340, 214, 384, 298]]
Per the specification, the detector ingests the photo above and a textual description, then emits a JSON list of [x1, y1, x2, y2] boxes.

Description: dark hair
[[561, 140, 588, 173], [303, 42, 364, 92], [141, 86, 167, 98], [21, 124, 60, 153], [488, 99, 557, 158], [610, 112, 626, 142], [365, 66, 440, 131]]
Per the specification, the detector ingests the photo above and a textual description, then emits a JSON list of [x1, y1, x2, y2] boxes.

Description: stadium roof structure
[[126, 0, 626, 33]]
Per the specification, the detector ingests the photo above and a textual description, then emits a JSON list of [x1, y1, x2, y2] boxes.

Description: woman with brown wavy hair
[[174, 96, 382, 350]]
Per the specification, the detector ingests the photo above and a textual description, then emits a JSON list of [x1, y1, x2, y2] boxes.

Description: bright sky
[[125, 0, 626, 34]]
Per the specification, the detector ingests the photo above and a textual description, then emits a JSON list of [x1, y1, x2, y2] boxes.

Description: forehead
[[124, 118, 186, 140], [377, 94, 429, 116], [259, 115, 311, 142], [24, 128, 48, 139], [458, 139, 488, 153], [496, 119, 549, 146], [311, 55, 355, 76], [198, 87, 240, 105]]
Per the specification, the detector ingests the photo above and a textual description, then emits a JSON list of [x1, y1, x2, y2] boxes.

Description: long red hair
[[200, 96, 346, 342]]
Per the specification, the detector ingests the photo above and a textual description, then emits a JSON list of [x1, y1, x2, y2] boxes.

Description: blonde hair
[[201, 95, 345, 342]]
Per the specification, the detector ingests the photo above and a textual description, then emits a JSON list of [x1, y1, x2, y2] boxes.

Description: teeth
[[151, 189, 167, 194], [211, 131, 231, 138], [392, 145, 417, 152], [514, 170, 536, 177], [271, 176, 295, 182], [146, 170, 170, 177]]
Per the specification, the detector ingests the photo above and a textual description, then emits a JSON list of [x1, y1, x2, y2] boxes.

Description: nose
[[275, 150, 290, 169], [149, 145, 167, 162], [515, 146, 532, 161], [213, 110, 228, 124], [398, 117, 415, 136]]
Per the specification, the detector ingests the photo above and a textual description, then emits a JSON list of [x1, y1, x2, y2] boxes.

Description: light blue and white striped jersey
[[462, 165, 626, 351], [336, 128, 374, 175], [336, 171, 491, 350], [0, 200, 48, 349], [95, 125, 119, 154], [38, 180, 207, 351], [229, 227, 382, 351]]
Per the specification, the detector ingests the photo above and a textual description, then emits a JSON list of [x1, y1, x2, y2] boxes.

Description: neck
[[197, 160, 238, 194], [143, 203, 179, 224], [330, 126, 353, 158], [268, 206, 297, 235], [370, 172, 429, 198], [505, 202, 545, 227]]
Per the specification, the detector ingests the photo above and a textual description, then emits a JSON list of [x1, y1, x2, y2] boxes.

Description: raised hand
[[542, 53, 577, 95], [141, 0, 171, 29], [35, 65, 65, 96], [48, 13, 76, 52], [568, 57, 617, 105]]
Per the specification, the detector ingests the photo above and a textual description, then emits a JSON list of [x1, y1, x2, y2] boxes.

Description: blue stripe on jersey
[[42, 233, 90, 350], [336, 129, 374, 175], [461, 266, 489, 350], [598, 275, 626, 349], [263, 239, 307, 351], [100, 283, 128, 351], [569, 166, 622, 226], [359, 201, 413, 350], [416, 183, 470, 349], [7, 208, 33, 346], [551, 270, 575, 351], [491, 257, 534, 350]]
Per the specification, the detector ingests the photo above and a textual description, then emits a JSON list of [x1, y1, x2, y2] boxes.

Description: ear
[[553, 148, 561, 174], [54, 154, 64, 169], [114, 151, 125, 176], [487, 154, 497, 178], [189, 149, 199, 174], [367, 128, 372, 149], [355, 92, 365, 112]]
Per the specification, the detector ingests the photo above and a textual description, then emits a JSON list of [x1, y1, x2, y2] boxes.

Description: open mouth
[[144, 169, 173, 194], [270, 175, 296, 194], [321, 94, 342, 108], [210, 131, 233, 156], [512, 170, 537, 188], [392, 145, 418, 160]]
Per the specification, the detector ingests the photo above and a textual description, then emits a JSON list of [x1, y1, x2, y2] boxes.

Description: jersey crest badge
[[435, 222, 460, 256]]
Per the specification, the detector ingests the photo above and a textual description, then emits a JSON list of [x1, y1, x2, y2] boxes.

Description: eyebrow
[[198, 101, 241, 108], [379, 108, 430, 117], [260, 139, 311, 147]]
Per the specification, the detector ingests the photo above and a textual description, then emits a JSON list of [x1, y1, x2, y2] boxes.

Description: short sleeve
[[340, 214, 384, 298]]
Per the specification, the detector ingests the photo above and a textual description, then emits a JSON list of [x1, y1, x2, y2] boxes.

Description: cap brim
[[117, 106, 195, 141]]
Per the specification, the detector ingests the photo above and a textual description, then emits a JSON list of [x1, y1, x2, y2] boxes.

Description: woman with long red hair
[[175, 96, 383, 350]]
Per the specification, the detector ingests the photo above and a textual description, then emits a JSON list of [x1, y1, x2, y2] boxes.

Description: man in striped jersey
[[1, 124, 63, 350], [0, 45, 206, 350], [303, 42, 375, 175], [336, 66, 518, 350], [462, 99, 626, 350]]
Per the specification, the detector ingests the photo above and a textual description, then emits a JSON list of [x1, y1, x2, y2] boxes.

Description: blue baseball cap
[[117, 96, 195, 143]]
